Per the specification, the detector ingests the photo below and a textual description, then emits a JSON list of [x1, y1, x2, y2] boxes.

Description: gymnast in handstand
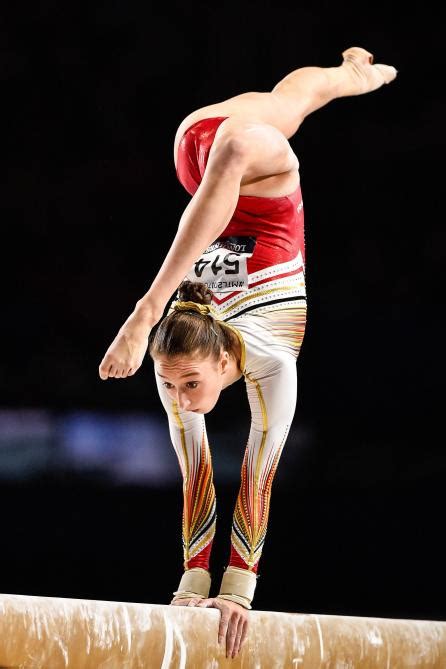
[[99, 46, 397, 659]]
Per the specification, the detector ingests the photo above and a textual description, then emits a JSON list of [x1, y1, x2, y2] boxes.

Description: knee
[[211, 118, 260, 165], [210, 133, 248, 171]]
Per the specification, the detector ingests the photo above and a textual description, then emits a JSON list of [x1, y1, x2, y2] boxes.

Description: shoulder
[[224, 314, 276, 374]]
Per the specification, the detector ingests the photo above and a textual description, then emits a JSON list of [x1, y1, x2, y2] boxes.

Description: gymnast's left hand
[[98, 310, 153, 380], [195, 597, 249, 659]]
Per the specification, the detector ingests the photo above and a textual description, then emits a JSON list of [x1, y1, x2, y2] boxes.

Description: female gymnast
[[99, 47, 397, 659]]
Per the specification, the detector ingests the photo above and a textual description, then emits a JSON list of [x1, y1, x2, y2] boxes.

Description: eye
[[163, 382, 174, 389], [186, 381, 199, 389]]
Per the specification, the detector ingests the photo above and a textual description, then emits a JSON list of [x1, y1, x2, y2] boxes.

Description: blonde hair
[[148, 281, 238, 361]]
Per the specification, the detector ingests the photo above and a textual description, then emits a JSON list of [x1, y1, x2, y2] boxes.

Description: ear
[[219, 350, 230, 373]]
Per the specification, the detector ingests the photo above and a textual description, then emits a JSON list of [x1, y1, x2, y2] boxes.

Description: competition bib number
[[186, 236, 256, 292]]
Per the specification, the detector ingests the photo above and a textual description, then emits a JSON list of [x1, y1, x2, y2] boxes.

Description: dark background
[[1, 0, 445, 622]]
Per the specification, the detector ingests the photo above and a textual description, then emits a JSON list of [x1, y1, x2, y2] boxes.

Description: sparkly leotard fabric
[[156, 117, 307, 576]]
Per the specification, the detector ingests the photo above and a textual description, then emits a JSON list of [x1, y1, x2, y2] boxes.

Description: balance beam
[[0, 594, 445, 668]]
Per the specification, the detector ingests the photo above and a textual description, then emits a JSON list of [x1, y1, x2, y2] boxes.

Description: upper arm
[[244, 351, 297, 434], [209, 117, 299, 183]]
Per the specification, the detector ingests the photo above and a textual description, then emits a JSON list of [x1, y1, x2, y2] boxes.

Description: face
[[155, 349, 230, 414]]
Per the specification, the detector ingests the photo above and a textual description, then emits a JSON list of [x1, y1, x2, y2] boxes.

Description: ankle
[[326, 63, 368, 98]]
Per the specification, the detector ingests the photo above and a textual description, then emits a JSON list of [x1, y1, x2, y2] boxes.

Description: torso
[[172, 110, 306, 322], [174, 111, 300, 199]]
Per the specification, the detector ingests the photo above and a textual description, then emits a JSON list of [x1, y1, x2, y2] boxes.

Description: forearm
[[155, 375, 217, 577], [135, 158, 244, 325]]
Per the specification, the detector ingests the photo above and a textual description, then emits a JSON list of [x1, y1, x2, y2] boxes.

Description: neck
[[222, 337, 243, 389]]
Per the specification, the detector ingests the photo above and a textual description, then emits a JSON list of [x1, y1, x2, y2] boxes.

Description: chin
[[199, 402, 217, 415], [195, 394, 220, 415]]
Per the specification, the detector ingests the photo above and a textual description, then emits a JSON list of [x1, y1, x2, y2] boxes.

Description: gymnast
[[99, 46, 397, 659]]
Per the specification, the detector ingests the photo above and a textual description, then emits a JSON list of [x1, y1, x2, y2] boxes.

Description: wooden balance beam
[[0, 594, 445, 667]]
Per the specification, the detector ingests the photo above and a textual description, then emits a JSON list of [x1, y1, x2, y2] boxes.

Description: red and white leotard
[[175, 116, 306, 320], [157, 117, 308, 595]]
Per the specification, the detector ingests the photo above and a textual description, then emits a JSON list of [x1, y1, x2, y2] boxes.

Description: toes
[[374, 64, 398, 84], [99, 360, 111, 380], [99, 364, 112, 379], [99, 363, 138, 380]]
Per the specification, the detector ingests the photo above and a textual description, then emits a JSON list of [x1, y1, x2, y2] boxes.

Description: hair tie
[[172, 300, 221, 320]]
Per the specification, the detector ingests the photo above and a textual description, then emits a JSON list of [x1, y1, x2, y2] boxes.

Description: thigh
[[173, 91, 291, 163]]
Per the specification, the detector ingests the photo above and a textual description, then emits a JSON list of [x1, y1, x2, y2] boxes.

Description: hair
[[148, 281, 238, 362]]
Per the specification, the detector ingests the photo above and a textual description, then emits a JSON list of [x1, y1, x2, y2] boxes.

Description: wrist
[[217, 566, 257, 611], [173, 568, 212, 599]]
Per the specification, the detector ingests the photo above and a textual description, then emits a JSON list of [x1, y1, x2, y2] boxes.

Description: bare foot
[[98, 314, 151, 380], [341, 46, 397, 94]]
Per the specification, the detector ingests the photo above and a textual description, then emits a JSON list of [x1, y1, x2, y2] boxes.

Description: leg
[[175, 46, 397, 152], [269, 46, 397, 137]]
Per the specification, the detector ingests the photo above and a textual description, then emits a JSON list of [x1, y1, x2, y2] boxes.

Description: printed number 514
[[194, 253, 240, 278]]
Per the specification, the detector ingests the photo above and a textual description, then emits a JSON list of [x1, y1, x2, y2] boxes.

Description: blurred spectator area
[[0, 408, 312, 487]]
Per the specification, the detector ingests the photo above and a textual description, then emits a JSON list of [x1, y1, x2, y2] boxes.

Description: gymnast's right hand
[[98, 310, 153, 380]]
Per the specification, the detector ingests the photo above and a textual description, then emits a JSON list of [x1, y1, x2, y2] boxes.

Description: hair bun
[[177, 280, 213, 305]]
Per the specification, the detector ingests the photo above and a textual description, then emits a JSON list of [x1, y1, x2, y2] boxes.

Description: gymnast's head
[[148, 281, 241, 414]]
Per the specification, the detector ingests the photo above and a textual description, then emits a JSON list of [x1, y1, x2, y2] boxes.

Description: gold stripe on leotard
[[172, 401, 189, 481], [247, 373, 268, 568], [172, 401, 191, 561], [220, 284, 300, 316]]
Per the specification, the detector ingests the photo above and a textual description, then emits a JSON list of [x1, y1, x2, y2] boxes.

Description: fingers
[[217, 610, 245, 658], [171, 597, 248, 658], [170, 597, 202, 606], [238, 619, 249, 655], [187, 598, 202, 607], [240, 618, 249, 647], [218, 610, 230, 650], [226, 616, 248, 659], [196, 598, 212, 607]]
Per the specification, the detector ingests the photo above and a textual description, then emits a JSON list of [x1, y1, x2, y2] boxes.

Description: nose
[[178, 392, 191, 411]]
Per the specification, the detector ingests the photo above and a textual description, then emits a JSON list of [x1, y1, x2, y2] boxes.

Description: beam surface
[[1, 594, 446, 668]]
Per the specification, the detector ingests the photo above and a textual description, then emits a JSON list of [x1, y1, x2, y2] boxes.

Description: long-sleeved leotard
[[155, 305, 306, 574], [156, 116, 307, 581]]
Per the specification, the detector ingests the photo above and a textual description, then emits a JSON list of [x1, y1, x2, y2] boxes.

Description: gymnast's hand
[[172, 596, 248, 659], [98, 310, 153, 380]]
